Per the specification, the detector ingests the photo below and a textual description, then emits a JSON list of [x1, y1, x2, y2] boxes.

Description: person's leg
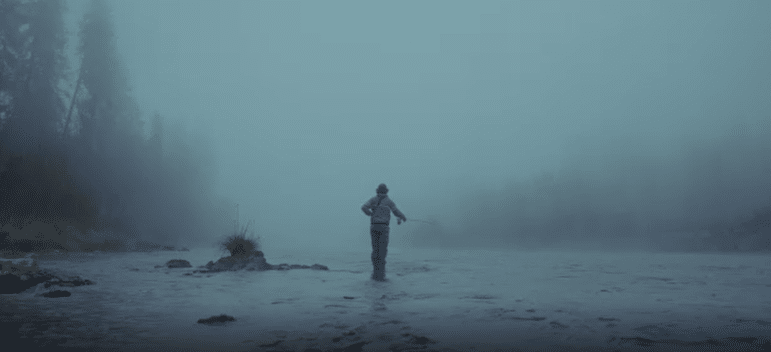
[[370, 225, 381, 279], [378, 226, 390, 279], [370, 224, 389, 281]]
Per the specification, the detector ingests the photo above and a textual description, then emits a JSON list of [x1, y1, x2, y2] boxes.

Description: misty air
[[1, 1, 770, 351]]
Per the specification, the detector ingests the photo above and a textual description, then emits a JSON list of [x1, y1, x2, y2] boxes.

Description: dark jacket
[[361, 195, 406, 225]]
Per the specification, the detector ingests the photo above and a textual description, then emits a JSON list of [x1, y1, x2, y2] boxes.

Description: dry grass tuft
[[220, 220, 261, 257]]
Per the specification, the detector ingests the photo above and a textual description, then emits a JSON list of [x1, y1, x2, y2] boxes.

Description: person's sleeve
[[361, 197, 374, 216], [389, 199, 407, 221]]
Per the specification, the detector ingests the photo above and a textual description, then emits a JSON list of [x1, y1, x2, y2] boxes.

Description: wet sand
[[2, 247, 771, 351]]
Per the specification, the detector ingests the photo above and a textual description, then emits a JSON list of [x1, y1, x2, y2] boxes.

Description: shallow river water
[[3, 245, 771, 351]]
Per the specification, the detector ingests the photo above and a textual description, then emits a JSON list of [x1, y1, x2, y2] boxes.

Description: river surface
[[3, 245, 771, 351]]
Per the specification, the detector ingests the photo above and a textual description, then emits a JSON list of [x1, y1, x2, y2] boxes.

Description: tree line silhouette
[[1, 0, 231, 253]]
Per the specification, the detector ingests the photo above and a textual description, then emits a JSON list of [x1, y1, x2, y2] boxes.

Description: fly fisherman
[[361, 183, 407, 281]]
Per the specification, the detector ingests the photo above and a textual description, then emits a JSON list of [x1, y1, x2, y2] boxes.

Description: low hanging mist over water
[[2, 0, 771, 350], [103, 0, 771, 251]]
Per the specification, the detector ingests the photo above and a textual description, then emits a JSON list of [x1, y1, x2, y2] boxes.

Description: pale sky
[[64, 0, 771, 249]]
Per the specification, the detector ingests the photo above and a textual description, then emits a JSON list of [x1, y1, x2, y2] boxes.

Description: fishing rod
[[405, 218, 439, 225]]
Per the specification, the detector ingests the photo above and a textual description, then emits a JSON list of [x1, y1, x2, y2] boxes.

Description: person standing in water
[[361, 183, 407, 281]]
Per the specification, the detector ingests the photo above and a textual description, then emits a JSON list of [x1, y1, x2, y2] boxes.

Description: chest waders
[[370, 197, 389, 281]]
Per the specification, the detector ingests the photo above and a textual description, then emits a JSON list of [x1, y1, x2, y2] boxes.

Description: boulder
[[0, 255, 94, 294], [199, 251, 328, 273], [165, 259, 192, 268], [0, 256, 40, 276], [204, 252, 271, 272], [270, 263, 328, 271], [0, 256, 54, 294], [197, 314, 235, 324], [42, 290, 71, 298], [44, 276, 95, 288], [310, 264, 329, 270], [0, 272, 54, 294]]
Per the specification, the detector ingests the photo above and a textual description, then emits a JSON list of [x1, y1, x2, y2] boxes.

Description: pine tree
[[0, 0, 67, 151], [0, 0, 85, 231], [0, 0, 26, 133], [75, 0, 142, 158]]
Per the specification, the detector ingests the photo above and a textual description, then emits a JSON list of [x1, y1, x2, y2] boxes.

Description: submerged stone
[[0, 256, 40, 276], [42, 290, 71, 298], [1, 256, 53, 294], [0, 256, 95, 294], [0, 273, 53, 294], [165, 259, 192, 268], [204, 253, 271, 272], [270, 263, 328, 271], [198, 251, 328, 273], [44, 277, 95, 288], [197, 314, 236, 324], [310, 264, 329, 271]]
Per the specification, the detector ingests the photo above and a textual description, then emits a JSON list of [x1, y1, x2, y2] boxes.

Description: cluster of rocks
[[3, 246, 328, 296], [270, 263, 329, 271], [0, 255, 94, 295], [200, 251, 329, 272], [156, 259, 193, 268], [1, 255, 41, 277], [197, 314, 236, 325], [202, 252, 272, 272], [0, 256, 52, 294], [160, 251, 328, 273]]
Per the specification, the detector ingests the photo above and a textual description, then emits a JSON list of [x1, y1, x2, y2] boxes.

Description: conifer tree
[[75, 0, 142, 158], [0, 0, 67, 151], [0, 0, 72, 228]]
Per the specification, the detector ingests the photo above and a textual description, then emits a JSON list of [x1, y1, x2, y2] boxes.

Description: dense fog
[[2, 0, 770, 253]]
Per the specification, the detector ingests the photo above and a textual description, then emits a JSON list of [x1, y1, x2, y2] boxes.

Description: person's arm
[[389, 199, 407, 222], [361, 197, 374, 216]]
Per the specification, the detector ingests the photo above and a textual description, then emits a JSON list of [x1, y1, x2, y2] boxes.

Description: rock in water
[[0, 256, 96, 294], [204, 253, 270, 272], [42, 290, 71, 298], [0, 256, 40, 276], [311, 264, 329, 271], [165, 259, 192, 268], [269, 263, 327, 270], [0, 273, 53, 294], [197, 314, 236, 324], [0, 256, 55, 294], [44, 276, 95, 288], [199, 250, 328, 273]]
